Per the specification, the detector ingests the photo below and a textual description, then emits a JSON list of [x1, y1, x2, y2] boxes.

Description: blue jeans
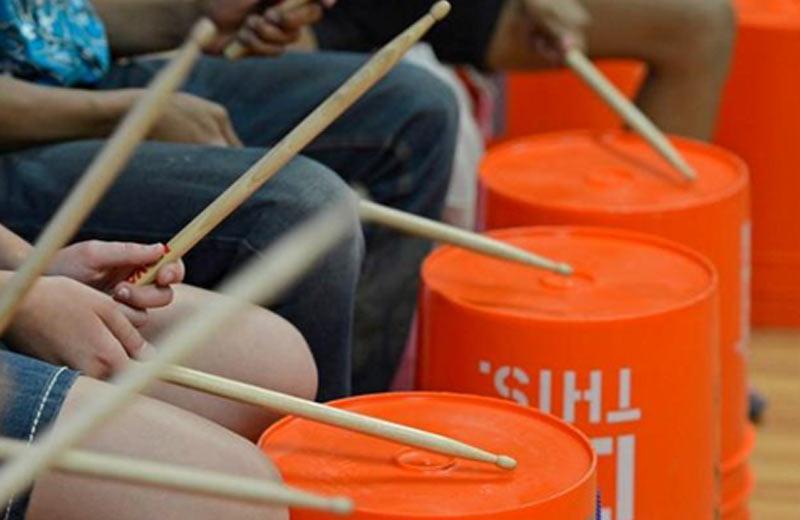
[[0, 349, 80, 519], [0, 51, 458, 397]]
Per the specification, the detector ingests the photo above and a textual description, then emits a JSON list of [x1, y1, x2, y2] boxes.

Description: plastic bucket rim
[[722, 423, 757, 474], [480, 130, 749, 216], [422, 225, 719, 324], [259, 391, 599, 519], [720, 466, 756, 516]]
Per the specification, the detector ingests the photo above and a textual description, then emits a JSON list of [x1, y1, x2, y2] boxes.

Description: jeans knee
[[389, 62, 460, 146]]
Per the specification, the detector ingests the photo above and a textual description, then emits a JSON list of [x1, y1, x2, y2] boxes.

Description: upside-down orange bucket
[[715, 0, 800, 326], [259, 392, 598, 519], [417, 227, 720, 520], [500, 60, 645, 141], [478, 131, 750, 493]]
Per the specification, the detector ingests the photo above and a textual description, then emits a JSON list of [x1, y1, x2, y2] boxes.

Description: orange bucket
[[715, 0, 800, 326], [259, 392, 598, 520], [478, 131, 749, 473], [500, 60, 645, 141], [417, 227, 720, 520]]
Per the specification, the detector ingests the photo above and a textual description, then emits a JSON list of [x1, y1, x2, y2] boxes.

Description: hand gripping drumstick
[[358, 199, 573, 275], [159, 365, 518, 470], [224, 0, 314, 60], [133, 1, 453, 286], [0, 438, 352, 515], [564, 48, 697, 182], [0, 204, 355, 505], [0, 19, 217, 335]]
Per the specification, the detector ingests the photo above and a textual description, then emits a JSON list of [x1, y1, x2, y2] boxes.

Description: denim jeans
[[0, 349, 80, 520], [0, 51, 458, 396]]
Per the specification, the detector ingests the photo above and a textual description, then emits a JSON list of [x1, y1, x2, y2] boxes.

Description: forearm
[[90, 0, 206, 55], [0, 226, 32, 271], [0, 77, 136, 149]]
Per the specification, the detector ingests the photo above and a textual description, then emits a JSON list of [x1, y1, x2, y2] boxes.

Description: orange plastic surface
[[260, 393, 597, 520], [715, 0, 800, 326], [501, 60, 646, 141], [479, 131, 750, 470], [481, 132, 745, 214], [423, 227, 714, 321], [418, 227, 720, 519]]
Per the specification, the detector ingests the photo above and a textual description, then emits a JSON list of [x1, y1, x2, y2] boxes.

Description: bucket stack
[[476, 130, 753, 516]]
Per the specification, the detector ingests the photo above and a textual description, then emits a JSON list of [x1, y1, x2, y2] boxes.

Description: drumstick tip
[[430, 1, 452, 21], [331, 497, 355, 515], [191, 18, 218, 46], [555, 263, 574, 276], [495, 455, 517, 470]]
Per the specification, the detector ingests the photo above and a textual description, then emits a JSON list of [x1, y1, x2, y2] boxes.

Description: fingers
[[82, 240, 166, 270], [99, 302, 152, 361], [114, 282, 175, 310], [81, 316, 131, 379], [155, 259, 186, 287], [217, 112, 244, 148], [115, 301, 150, 328], [525, 0, 590, 55], [268, 4, 324, 31], [236, 21, 287, 56]]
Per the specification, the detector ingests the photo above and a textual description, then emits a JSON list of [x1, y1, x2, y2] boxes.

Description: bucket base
[[721, 466, 754, 520], [723, 425, 756, 503]]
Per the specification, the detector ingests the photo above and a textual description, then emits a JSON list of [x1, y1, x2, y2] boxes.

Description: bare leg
[[141, 284, 318, 441], [487, 0, 736, 139], [27, 377, 288, 520]]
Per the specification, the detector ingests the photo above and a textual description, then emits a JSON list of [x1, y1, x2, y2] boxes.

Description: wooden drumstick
[[358, 199, 573, 275], [0, 203, 355, 504], [564, 48, 697, 182], [133, 1, 453, 286], [0, 19, 217, 335], [0, 438, 352, 514], [160, 365, 518, 470], [224, 0, 314, 60]]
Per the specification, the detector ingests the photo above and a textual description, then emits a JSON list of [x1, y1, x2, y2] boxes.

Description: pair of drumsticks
[[0, 3, 519, 515]]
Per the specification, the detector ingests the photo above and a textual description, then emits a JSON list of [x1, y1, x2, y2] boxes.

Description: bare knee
[[649, 0, 736, 69], [242, 305, 319, 402], [28, 377, 289, 520]]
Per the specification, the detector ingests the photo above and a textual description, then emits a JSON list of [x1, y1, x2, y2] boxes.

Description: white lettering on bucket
[[564, 370, 603, 424], [478, 362, 641, 519]]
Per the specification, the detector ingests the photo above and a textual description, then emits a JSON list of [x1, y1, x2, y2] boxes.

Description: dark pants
[[0, 51, 458, 397]]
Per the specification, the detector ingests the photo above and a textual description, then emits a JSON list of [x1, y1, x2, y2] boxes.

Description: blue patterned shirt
[[0, 0, 110, 86]]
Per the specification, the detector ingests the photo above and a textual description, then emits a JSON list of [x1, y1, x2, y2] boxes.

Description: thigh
[[179, 54, 457, 196], [26, 376, 287, 520], [0, 139, 345, 287], [140, 284, 317, 441]]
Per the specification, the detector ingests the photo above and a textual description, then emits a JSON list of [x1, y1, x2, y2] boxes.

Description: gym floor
[[750, 330, 800, 518]]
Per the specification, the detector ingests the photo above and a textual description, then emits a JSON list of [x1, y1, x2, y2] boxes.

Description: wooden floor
[[749, 329, 800, 519]]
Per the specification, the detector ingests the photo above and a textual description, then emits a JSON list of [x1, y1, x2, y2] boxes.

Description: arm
[[0, 76, 136, 149], [90, 0, 333, 57], [89, 0, 205, 55], [0, 225, 32, 270]]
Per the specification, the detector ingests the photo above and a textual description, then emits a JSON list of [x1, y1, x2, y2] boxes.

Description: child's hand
[[5, 275, 154, 378], [522, 0, 591, 61], [49, 240, 185, 310]]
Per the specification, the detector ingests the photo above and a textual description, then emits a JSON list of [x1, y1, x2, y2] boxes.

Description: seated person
[[312, 0, 736, 140], [0, 227, 312, 519], [0, 0, 459, 396]]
